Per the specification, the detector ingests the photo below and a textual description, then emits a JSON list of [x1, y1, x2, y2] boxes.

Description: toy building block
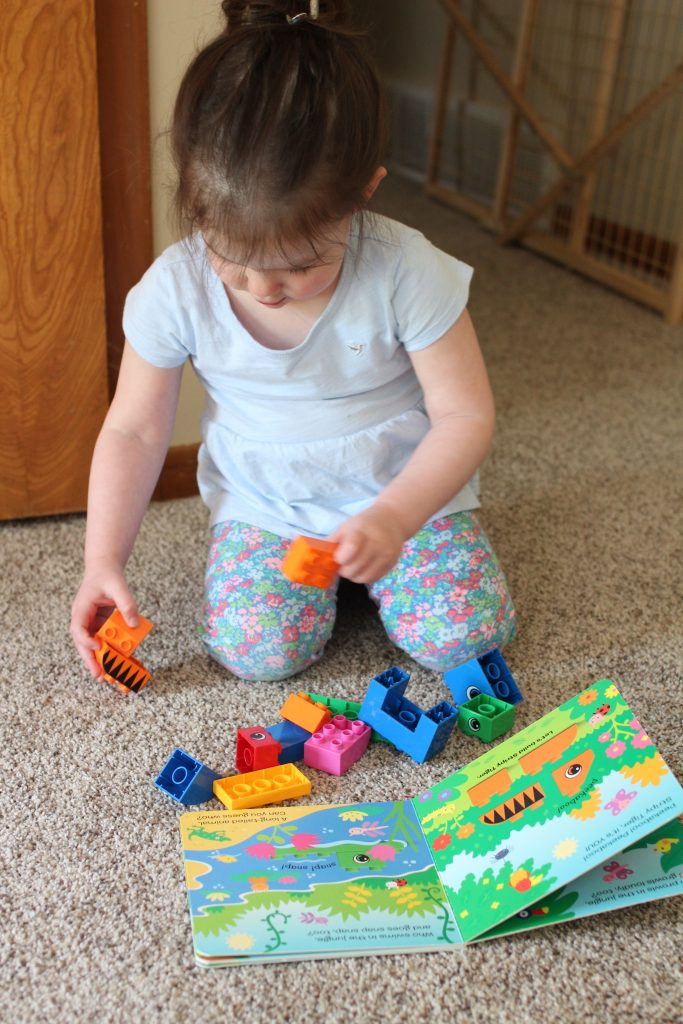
[[303, 715, 371, 776], [457, 694, 515, 742], [236, 727, 282, 773], [94, 608, 154, 694], [303, 691, 390, 744], [444, 647, 523, 706], [154, 748, 221, 804], [280, 691, 332, 734], [281, 535, 339, 589], [266, 720, 312, 764], [359, 666, 459, 764], [213, 762, 311, 810], [479, 649, 523, 704]]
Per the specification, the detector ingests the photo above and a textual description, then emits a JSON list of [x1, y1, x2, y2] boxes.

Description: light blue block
[[444, 647, 523, 706], [359, 667, 458, 763]]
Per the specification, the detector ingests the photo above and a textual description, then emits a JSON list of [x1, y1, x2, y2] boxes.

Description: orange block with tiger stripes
[[94, 609, 154, 694]]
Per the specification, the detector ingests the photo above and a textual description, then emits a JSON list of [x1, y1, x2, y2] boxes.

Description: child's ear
[[363, 166, 387, 202]]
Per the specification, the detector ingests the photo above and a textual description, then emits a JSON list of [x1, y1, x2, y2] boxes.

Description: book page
[[411, 681, 683, 942], [180, 801, 462, 965], [482, 817, 683, 939]]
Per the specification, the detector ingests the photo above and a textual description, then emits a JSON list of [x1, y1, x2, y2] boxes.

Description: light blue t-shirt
[[123, 215, 479, 537]]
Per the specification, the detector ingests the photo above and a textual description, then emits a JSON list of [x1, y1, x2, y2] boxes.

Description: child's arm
[[330, 309, 494, 583], [70, 342, 184, 679]]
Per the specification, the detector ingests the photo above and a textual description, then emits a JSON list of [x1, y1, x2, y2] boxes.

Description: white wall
[[147, 0, 224, 445]]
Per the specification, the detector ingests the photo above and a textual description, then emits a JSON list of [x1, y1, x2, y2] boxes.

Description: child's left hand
[[329, 504, 407, 584]]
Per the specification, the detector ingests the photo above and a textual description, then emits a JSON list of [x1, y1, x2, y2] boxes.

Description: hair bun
[[222, 1, 353, 31]]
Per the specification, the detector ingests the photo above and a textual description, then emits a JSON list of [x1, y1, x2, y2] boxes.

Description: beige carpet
[[3, 175, 682, 1024]]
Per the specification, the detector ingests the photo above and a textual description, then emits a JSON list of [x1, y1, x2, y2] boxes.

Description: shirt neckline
[[206, 231, 357, 356]]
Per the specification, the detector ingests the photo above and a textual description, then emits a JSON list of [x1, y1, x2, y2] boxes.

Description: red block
[[236, 727, 282, 773]]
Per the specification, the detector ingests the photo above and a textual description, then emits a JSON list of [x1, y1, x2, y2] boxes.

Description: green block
[[457, 694, 515, 742], [303, 692, 390, 744]]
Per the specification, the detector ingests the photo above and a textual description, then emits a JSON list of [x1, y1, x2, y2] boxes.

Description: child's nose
[[248, 271, 281, 298]]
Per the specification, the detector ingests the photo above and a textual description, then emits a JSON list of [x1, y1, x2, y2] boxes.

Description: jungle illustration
[[412, 681, 683, 941], [483, 817, 683, 939], [181, 801, 460, 960]]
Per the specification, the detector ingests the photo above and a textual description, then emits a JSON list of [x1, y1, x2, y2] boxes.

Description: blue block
[[154, 747, 221, 804], [267, 720, 312, 763], [479, 649, 523, 704], [443, 661, 496, 705], [444, 647, 523, 706], [359, 667, 458, 763]]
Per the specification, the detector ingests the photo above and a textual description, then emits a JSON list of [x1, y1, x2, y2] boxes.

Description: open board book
[[179, 680, 683, 966]]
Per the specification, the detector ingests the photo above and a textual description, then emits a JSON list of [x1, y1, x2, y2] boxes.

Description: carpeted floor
[[3, 175, 682, 1024]]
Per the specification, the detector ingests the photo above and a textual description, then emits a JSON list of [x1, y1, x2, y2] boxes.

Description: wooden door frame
[[94, 0, 198, 499]]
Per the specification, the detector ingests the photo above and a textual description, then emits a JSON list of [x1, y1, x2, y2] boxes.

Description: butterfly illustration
[[604, 788, 637, 815], [348, 820, 388, 838], [300, 912, 328, 924], [602, 860, 633, 882]]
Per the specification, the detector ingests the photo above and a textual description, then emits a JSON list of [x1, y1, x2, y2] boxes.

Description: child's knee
[[203, 637, 324, 682], [201, 616, 334, 682], [382, 587, 517, 675]]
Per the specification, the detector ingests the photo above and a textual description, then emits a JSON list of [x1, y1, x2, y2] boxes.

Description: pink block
[[303, 715, 371, 776]]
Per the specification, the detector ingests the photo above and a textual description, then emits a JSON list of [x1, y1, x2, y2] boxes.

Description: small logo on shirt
[[348, 343, 365, 355]]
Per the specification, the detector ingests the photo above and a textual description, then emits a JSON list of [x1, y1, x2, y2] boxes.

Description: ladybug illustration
[[589, 704, 610, 725]]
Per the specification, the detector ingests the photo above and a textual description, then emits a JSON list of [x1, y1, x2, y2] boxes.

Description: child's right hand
[[70, 563, 140, 681]]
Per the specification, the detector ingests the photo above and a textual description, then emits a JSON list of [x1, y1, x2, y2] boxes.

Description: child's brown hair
[[171, 0, 388, 266]]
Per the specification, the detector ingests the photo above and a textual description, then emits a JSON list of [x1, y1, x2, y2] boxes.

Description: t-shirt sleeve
[[122, 258, 192, 369], [392, 231, 473, 352]]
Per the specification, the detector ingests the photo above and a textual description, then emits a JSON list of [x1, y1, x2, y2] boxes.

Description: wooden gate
[[428, 0, 683, 323]]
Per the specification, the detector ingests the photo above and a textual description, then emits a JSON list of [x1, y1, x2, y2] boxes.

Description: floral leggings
[[200, 512, 516, 682]]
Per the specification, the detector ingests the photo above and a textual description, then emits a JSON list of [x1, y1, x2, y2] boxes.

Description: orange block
[[280, 691, 332, 733], [94, 609, 154, 694], [213, 762, 311, 810], [281, 535, 339, 588]]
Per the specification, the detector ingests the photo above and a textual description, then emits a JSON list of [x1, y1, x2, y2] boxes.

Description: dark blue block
[[267, 720, 312, 763], [154, 747, 221, 804]]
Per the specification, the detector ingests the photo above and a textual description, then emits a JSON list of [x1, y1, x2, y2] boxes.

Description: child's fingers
[[338, 547, 377, 582], [333, 528, 364, 568], [71, 634, 104, 679], [109, 582, 139, 628]]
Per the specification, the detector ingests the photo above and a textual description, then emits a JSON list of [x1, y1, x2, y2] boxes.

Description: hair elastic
[[287, 1, 319, 24]]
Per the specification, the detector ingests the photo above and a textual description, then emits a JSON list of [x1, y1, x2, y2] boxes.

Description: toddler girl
[[71, 0, 515, 682]]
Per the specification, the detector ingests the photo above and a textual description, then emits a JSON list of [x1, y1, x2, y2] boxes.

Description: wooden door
[[0, 0, 109, 519]]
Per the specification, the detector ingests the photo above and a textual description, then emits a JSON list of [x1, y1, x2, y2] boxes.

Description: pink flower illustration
[[278, 876, 297, 885], [245, 843, 277, 860], [598, 731, 612, 743], [369, 844, 396, 862], [606, 741, 626, 759], [630, 718, 642, 730], [631, 730, 650, 749], [290, 833, 319, 850]]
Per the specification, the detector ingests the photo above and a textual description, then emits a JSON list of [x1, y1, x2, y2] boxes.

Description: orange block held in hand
[[281, 535, 339, 588], [94, 609, 154, 694]]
